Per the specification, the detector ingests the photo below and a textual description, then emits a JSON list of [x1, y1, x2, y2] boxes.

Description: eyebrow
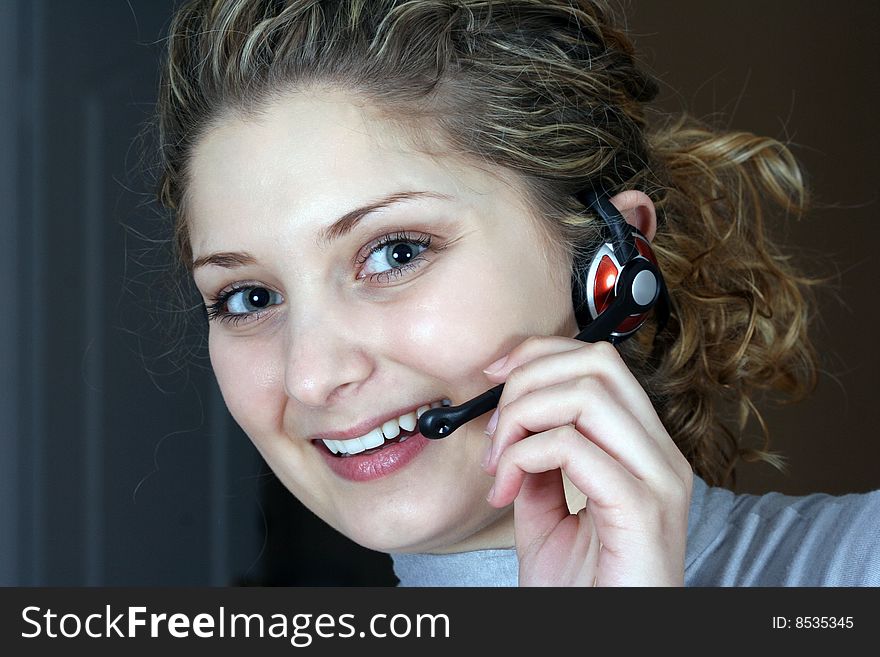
[[191, 190, 452, 270], [317, 190, 452, 245], [191, 251, 257, 270]]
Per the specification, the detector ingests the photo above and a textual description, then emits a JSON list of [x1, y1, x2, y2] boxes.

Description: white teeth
[[358, 427, 384, 450], [321, 399, 451, 455], [382, 418, 400, 440], [398, 411, 417, 432]]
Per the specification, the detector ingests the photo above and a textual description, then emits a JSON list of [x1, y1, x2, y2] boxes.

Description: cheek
[[208, 332, 283, 431], [402, 299, 497, 370], [396, 272, 539, 383]]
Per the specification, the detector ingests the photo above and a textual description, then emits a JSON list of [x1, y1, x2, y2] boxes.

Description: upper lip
[[307, 400, 442, 442]]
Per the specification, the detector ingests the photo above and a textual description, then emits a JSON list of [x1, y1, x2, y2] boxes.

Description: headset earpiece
[[572, 190, 670, 344]]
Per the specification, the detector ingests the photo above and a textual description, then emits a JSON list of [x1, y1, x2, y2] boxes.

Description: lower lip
[[315, 432, 432, 482]]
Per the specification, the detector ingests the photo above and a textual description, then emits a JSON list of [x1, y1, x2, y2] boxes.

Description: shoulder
[[685, 474, 880, 586]]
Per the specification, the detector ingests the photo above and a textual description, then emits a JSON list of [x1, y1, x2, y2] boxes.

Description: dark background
[[1, 0, 877, 586]]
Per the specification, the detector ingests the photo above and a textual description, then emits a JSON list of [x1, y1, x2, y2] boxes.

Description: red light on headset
[[588, 231, 657, 337]]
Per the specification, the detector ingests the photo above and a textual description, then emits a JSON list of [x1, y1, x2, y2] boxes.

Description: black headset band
[[574, 188, 636, 263]]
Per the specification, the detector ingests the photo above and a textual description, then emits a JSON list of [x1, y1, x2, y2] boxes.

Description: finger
[[486, 338, 672, 455], [489, 425, 643, 511], [483, 334, 590, 380], [515, 482, 603, 587], [511, 469, 570, 546], [495, 427, 690, 584], [485, 378, 676, 482]]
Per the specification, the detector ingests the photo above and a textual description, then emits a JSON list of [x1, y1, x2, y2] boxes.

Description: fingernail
[[484, 408, 499, 436], [481, 440, 492, 469], [482, 354, 508, 375]]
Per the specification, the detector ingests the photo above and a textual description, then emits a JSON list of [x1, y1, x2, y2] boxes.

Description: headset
[[418, 188, 671, 439]]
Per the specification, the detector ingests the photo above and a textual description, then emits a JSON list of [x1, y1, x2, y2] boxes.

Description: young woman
[[154, 0, 879, 586]]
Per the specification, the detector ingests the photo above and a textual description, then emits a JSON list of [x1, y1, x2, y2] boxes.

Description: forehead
[[184, 87, 551, 263], [188, 92, 386, 214]]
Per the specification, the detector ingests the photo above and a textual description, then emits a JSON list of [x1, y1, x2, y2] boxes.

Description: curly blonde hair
[[156, 0, 823, 487]]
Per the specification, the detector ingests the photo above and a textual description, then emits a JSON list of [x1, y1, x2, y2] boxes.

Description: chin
[[336, 498, 513, 554], [334, 498, 477, 554]]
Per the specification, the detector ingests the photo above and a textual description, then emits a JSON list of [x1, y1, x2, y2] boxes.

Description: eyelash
[[205, 230, 437, 326], [205, 283, 268, 326], [356, 230, 433, 283]]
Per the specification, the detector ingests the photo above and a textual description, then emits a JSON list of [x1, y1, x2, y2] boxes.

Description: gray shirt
[[391, 473, 880, 586]]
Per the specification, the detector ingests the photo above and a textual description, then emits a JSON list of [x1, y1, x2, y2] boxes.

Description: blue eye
[[360, 233, 432, 282], [226, 286, 281, 313], [206, 285, 283, 324]]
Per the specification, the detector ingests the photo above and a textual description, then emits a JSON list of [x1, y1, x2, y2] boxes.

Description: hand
[[481, 336, 693, 586]]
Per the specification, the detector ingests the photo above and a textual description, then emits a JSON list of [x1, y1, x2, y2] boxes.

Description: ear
[[608, 190, 657, 242]]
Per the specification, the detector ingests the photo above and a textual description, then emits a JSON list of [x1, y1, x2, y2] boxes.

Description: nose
[[282, 311, 373, 407]]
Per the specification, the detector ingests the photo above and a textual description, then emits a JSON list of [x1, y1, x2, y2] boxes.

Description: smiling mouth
[[317, 399, 450, 457]]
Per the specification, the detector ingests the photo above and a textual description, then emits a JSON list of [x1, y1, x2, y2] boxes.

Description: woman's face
[[187, 88, 579, 553]]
